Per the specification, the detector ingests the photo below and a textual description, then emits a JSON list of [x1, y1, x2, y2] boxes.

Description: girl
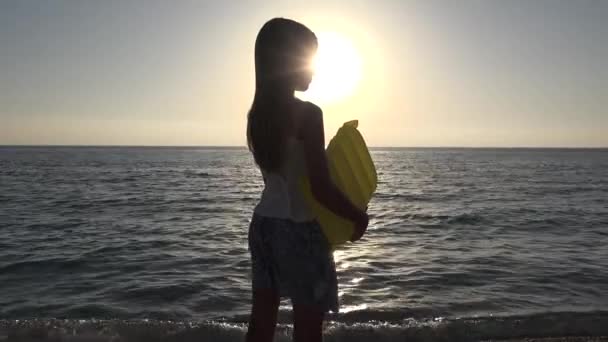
[[246, 18, 369, 342]]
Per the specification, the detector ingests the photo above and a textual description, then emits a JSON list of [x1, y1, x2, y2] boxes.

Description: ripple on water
[[1, 147, 607, 321]]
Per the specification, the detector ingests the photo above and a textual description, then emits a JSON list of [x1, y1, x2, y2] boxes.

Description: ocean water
[[1, 146, 607, 341]]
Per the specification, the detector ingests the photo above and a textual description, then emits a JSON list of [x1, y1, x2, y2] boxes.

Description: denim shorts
[[248, 213, 339, 313]]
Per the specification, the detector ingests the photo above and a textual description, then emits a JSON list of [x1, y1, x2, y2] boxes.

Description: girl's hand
[[350, 210, 369, 242]]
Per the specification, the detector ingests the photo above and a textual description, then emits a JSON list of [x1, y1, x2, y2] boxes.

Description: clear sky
[[1, 0, 606, 147]]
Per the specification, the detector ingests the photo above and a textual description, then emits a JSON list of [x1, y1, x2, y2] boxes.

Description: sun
[[299, 32, 362, 104]]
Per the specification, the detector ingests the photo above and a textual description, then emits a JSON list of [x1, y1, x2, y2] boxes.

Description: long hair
[[247, 18, 317, 172]]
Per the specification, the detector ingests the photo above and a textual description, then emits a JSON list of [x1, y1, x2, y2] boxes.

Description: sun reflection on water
[[340, 303, 369, 313]]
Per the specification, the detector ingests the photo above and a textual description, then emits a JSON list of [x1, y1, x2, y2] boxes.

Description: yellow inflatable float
[[300, 120, 377, 246]]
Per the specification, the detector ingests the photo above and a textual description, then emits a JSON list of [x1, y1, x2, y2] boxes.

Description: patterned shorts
[[248, 213, 339, 313]]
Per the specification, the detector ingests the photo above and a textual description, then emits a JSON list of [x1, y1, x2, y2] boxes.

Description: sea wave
[[1, 311, 607, 342]]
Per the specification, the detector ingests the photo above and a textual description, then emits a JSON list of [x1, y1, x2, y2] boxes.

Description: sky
[[1, 0, 606, 147]]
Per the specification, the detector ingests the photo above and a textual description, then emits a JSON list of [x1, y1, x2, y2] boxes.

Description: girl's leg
[[293, 303, 324, 342], [246, 288, 280, 342]]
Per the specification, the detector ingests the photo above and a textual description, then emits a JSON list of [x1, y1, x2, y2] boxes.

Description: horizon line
[[1, 144, 607, 149]]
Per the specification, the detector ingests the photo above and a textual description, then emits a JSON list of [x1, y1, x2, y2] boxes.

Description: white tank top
[[254, 138, 315, 222]]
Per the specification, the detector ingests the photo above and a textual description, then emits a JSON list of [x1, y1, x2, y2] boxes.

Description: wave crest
[[2, 311, 608, 342]]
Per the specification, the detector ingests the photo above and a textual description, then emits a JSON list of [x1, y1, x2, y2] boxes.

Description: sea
[[1, 146, 607, 341]]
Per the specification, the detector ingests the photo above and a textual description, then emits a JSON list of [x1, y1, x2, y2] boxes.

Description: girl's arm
[[299, 103, 368, 238]]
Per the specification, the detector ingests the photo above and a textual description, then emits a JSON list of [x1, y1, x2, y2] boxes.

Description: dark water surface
[[1, 147, 607, 340]]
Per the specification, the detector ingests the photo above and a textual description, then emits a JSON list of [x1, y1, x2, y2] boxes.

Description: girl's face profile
[[292, 47, 317, 92]]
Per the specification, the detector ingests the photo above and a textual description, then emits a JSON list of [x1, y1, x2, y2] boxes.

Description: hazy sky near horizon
[[1, 0, 607, 147]]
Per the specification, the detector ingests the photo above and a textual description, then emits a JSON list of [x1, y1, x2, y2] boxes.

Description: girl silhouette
[[246, 18, 369, 342]]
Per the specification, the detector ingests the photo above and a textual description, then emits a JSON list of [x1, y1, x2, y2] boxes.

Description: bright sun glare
[[300, 32, 362, 104]]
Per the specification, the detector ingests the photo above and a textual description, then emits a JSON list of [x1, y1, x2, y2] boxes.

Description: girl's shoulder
[[293, 98, 322, 116], [292, 99, 323, 140], [292, 99, 323, 129]]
